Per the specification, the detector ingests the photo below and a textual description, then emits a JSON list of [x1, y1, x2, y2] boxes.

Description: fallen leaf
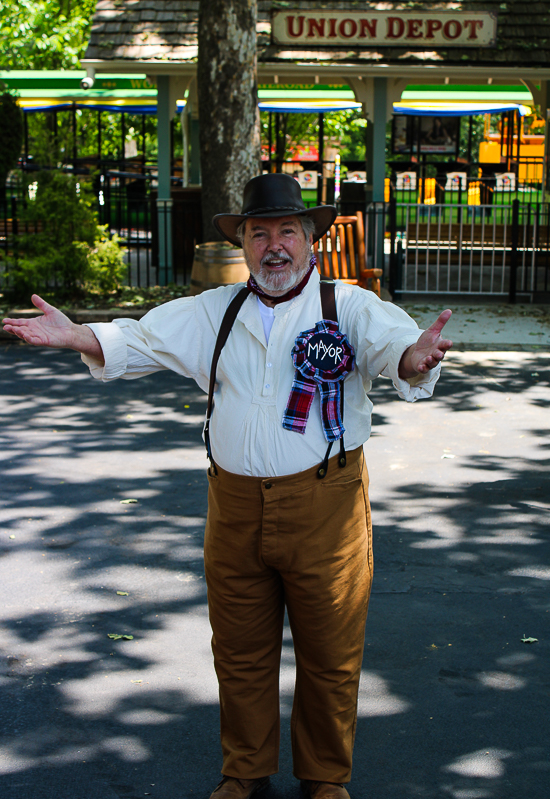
[[117, 591, 129, 596], [441, 454, 455, 459], [521, 636, 538, 644], [9, 535, 15, 539], [120, 499, 138, 504], [108, 633, 134, 641], [131, 679, 142, 684]]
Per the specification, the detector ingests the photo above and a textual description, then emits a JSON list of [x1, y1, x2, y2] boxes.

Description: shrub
[[5, 171, 126, 301], [86, 225, 127, 294]]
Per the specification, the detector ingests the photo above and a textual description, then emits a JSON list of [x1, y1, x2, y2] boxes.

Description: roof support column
[[369, 78, 387, 274], [156, 75, 173, 286], [372, 78, 387, 203]]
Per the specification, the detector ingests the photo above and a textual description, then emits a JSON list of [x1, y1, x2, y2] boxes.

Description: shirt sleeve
[[350, 292, 441, 402], [81, 296, 202, 383]]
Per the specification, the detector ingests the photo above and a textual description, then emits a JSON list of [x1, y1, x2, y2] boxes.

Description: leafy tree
[[6, 171, 125, 301], [0, 0, 97, 70], [324, 110, 368, 161], [259, 109, 369, 166]]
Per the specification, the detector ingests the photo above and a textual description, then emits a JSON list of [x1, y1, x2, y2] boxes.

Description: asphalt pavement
[[1, 309, 549, 799]]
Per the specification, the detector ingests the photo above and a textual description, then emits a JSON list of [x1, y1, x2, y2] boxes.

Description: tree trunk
[[198, 0, 261, 241]]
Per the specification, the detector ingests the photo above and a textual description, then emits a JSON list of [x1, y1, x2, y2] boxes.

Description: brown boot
[[301, 782, 350, 799], [209, 776, 270, 799]]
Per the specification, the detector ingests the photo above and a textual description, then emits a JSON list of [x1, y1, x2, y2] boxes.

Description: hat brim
[[212, 205, 338, 247]]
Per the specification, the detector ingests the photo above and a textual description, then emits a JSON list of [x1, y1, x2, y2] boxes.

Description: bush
[[5, 171, 126, 301], [86, 225, 127, 294]]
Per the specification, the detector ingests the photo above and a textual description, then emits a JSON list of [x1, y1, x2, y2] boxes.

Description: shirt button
[[265, 482, 272, 489], [266, 362, 272, 368], [265, 383, 270, 389]]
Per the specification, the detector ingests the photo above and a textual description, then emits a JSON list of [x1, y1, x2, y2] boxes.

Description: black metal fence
[[379, 198, 550, 302], [0, 171, 200, 295], [2, 167, 548, 303], [386, 166, 544, 208]]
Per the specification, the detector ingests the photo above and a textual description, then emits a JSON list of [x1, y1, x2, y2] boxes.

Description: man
[[3, 173, 452, 799]]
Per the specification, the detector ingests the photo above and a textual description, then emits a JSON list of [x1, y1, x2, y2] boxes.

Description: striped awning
[[3, 71, 534, 118], [393, 101, 532, 117]]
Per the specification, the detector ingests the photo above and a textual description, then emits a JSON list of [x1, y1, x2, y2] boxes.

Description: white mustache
[[261, 251, 292, 266]]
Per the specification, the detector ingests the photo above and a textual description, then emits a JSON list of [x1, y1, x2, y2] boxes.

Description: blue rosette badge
[[283, 320, 355, 442]]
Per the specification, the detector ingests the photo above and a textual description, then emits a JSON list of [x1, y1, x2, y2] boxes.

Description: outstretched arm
[[2, 294, 105, 364], [398, 309, 452, 379]]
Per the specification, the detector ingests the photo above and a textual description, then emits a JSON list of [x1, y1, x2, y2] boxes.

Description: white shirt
[[257, 296, 275, 343], [82, 269, 440, 477]]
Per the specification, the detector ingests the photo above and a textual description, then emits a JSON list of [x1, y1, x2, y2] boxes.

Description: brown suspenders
[[204, 279, 346, 478], [204, 286, 251, 475]]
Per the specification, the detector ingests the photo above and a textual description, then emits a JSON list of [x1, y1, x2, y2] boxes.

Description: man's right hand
[[2, 294, 105, 363]]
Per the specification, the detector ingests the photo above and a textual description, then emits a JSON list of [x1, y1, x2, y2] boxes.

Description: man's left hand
[[398, 309, 453, 379]]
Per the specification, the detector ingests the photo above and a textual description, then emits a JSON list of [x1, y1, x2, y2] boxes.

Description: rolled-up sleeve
[[81, 297, 201, 383], [351, 293, 441, 402]]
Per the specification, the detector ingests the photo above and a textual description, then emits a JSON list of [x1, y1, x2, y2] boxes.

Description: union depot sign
[[271, 10, 498, 48]]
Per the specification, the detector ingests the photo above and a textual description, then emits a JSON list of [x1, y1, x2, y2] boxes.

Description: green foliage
[[260, 112, 316, 162], [0, 0, 97, 70], [260, 109, 368, 163], [6, 171, 126, 300], [323, 110, 368, 161], [87, 226, 127, 294], [25, 109, 159, 170], [0, 93, 24, 188]]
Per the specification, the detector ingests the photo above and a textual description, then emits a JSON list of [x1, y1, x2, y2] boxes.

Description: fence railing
[[2, 168, 548, 303], [378, 199, 550, 301], [387, 172, 544, 209], [0, 172, 191, 294], [98, 171, 157, 288]]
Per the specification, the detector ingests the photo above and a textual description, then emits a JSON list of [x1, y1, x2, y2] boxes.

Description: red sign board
[[272, 10, 497, 48]]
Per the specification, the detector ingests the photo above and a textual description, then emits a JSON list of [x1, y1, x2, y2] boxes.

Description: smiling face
[[241, 215, 313, 297]]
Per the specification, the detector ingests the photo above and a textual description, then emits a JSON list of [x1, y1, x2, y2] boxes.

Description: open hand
[[2, 295, 104, 362], [2, 295, 77, 348], [399, 309, 453, 378]]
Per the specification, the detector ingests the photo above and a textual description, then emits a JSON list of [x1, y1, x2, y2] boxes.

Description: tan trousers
[[204, 446, 373, 783]]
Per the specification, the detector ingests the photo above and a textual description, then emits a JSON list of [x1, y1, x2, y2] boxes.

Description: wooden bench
[[407, 221, 549, 255], [406, 222, 511, 248], [314, 212, 383, 297]]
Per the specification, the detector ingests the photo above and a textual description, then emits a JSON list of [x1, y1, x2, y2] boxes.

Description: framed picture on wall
[[392, 115, 460, 156], [418, 116, 459, 154]]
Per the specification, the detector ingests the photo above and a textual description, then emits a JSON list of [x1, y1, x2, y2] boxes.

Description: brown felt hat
[[212, 173, 337, 247]]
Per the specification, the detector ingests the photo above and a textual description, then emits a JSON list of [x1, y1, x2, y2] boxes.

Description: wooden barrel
[[189, 242, 249, 295]]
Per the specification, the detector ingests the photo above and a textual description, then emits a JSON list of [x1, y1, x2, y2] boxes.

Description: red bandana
[[246, 256, 316, 305]]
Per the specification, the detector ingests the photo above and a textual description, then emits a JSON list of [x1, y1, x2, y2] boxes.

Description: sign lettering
[[307, 334, 344, 368], [272, 10, 497, 48]]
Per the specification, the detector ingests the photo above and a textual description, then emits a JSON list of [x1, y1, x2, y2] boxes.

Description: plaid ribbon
[[283, 321, 355, 442]]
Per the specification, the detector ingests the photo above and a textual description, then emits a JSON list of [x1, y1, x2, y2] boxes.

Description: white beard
[[246, 250, 311, 296], [253, 261, 310, 294]]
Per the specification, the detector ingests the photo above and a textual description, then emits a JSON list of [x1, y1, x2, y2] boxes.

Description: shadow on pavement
[[0, 344, 549, 799]]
